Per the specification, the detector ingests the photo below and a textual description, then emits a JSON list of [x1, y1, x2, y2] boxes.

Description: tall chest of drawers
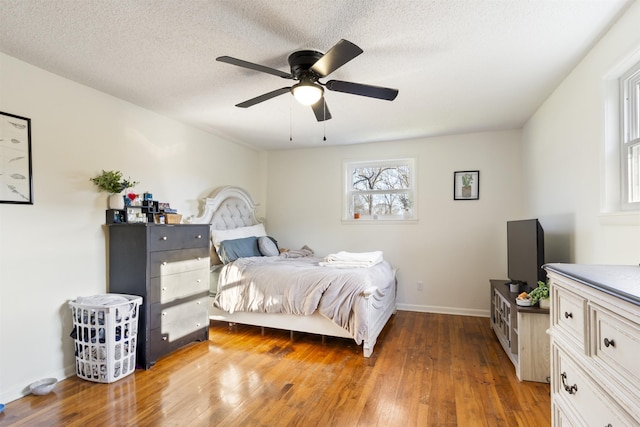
[[545, 264, 640, 426], [108, 224, 210, 369]]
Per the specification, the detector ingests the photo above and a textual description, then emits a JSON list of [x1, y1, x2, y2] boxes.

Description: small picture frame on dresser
[[126, 207, 146, 223], [106, 209, 126, 224]]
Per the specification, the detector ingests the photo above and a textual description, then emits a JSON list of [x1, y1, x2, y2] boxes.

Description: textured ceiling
[[0, 0, 632, 150]]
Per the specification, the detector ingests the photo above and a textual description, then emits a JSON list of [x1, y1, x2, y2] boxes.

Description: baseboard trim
[[397, 303, 490, 318], [1, 365, 75, 405]]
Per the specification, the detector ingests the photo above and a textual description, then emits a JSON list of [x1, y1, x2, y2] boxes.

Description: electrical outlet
[[417, 281, 423, 291]]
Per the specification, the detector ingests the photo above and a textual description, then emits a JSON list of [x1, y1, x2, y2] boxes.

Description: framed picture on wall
[[454, 170, 479, 200], [0, 111, 33, 204]]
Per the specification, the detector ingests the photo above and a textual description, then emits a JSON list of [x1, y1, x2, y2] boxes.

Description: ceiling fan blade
[[326, 80, 398, 101], [310, 39, 363, 77], [236, 87, 291, 108], [311, 98, 332, 122], [217, 56, 293, 79]]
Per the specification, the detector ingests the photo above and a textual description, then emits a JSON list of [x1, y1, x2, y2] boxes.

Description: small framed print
[[126, 207, 146, 223], [0, 111, 33, 204], [454, 170, 479, 200]]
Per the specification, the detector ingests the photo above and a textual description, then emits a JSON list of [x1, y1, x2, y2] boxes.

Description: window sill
[[598, 211, 640, 226], [342, 218, 418, 225]]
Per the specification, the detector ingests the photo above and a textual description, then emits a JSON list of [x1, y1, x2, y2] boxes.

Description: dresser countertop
[[544, 263, 640, 306], [490, 279, 550, 314]]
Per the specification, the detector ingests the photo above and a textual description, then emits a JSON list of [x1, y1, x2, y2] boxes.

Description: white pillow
[[211, 223, 266, 250]]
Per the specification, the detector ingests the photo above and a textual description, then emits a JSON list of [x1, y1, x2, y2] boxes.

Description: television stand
[[490, 279, 550, 383]]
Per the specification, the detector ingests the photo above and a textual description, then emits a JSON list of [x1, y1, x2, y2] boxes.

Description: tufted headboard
[[191, 186, 262, 267], [191, 186, 260, 231]]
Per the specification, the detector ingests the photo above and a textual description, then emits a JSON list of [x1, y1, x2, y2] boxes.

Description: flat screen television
[[507, 219, 545, 290]]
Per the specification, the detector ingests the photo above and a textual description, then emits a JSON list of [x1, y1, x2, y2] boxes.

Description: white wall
[[522, 1, 640, 264], [265, 130, 523, 315], [0, 53, 265, 403]]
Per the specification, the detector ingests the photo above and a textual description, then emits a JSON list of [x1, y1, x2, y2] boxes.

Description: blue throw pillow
[[218, 236, 262, 264]]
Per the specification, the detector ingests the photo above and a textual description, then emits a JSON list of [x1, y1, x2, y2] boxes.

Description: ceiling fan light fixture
[[291, 81, 323, 105], [219, 39, 398, 122]]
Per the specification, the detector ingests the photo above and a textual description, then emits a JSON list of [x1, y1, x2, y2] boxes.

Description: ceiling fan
[[216, 39, 399, 122]]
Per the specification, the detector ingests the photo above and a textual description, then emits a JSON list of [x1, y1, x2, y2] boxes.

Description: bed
[[190, 186, 397, 357]]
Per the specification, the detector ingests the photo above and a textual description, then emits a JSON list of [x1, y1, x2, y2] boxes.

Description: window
[[621, 60, 640, 210], [343, 158, 416, 221]]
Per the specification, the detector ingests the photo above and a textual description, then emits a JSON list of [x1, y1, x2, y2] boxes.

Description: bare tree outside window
[[345, 159, 416, 220]]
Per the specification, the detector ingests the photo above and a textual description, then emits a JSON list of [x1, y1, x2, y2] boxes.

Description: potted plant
[[529, 280, 550, 309], [90, 170, 138, 209], [461, 173, 473, 198], [399, 194, 413, 216]]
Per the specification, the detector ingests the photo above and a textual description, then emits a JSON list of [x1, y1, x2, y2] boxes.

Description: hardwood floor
[[0, 311, 550, 426]]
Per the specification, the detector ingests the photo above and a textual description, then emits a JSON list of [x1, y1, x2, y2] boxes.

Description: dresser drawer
[[149, 326, 208, 364], [149, 247, 209, 278], [149, 268, 209, 303], [590, 304, 640, 399], [149, 296, 209, 332], [148, 225, 208, 251], [553, 347, 635, 426], [553, 285, 587, 353], [552, 402, 579, 427]]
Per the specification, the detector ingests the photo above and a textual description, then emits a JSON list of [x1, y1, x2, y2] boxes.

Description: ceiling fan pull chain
[[290, 96, 293, 142], [323, 101, 327, 141]]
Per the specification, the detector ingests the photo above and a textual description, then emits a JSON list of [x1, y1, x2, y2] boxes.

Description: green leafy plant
[[461, 173, 473, 187], [90, 170, 138, 194], [529, 280, 550, 305]]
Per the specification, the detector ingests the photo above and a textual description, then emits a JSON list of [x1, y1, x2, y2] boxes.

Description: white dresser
[[545, 264, 640, 426]]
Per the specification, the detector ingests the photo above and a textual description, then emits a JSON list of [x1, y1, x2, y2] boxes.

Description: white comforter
[[214, 256, 395, 344]]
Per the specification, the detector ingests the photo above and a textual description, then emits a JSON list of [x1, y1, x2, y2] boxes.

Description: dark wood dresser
[[108, 223, 210, 369]]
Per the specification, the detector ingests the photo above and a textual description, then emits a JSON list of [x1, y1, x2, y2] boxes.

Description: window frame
[[343, 158, 417, 222], [620, 59, 640, 211]]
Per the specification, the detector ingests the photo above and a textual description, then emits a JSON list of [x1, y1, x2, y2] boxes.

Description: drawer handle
[[197, 279, 201, 283], [162, 337, 167, 341], [196, 234, 202, 239], [560, 372, 578, 395], [162, 287, 166, 291], [161, 236, 167, 241], [196, 300, 201, 305], [604, 338, 615, 348], [162, 312, 167, 316], [162, 261, 167, 266], [564, 312, 573, 319]]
